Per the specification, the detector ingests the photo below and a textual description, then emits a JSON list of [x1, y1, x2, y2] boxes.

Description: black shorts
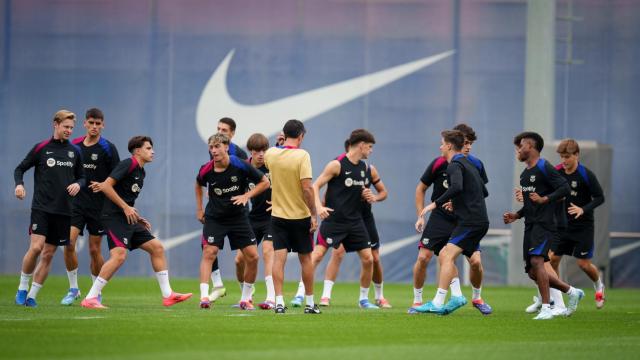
[[250, 218, 271, 245], [271, 216, 313, 254], [202, 216, 257, 251], [550, 224, 594, 259], [102, 215, 154, 251], [363, 215, 380, 250], [523, 224, 553, 272], [448, 224, 488, 257], [29, 209, 70, 246], [418, 210, 456, 255], [71, 205, 104, 236], [317, 218, 371, 253]]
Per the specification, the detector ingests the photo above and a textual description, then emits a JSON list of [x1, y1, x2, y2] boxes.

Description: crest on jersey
[[123, 237, 128, 245], [530, 175, 536, 182], [32, 224, 38, 231], [345, 178, 353, 187], [214, 188, 222, 196], [422, 238, 429, 245], [365, 178, 369, 185], [361, 170, 365, 178], [326, 238, 333, 245], [68, 151, 74, 158], [571, 181, 577, 188], [443, 179, 449, 189], [248, 183, 256, 190], [208, 236, 215, 244], [46, 158, 56, 167], [91, 153, 98, 161], [131, 183, 140, 193], [231, 176, 238, 182]]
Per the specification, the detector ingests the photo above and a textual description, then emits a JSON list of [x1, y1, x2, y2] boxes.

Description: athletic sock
[[450, 277, 463, 297], [200, 283, 209, 300], [86, 277, 107, 299], [19, 272, 32, 291], [565, 286, 577, 297], [305, 295, 315, 307], [472, 286, 482, 301], [155, 270, 173, 297], [295, 281, 305, 298], [91, 274, 97, 283], [551, 288, 566, 308], [211, 269, 224, 288], [321, 280, 334, 299], [594, 277, 604, 292], [433, 288, 447, 307], [413, 287, 423, 304], [241, 282, 253, 302], [27, 282, 42, 300], [275, 295, 284, 306], [374, 282, 384, 300], [67, 268, 79, 289], [359, 287, 369, 302], [265, 276, 275, 302]]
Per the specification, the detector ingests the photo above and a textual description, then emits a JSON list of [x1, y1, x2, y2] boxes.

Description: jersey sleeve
[[109, 143, 121, 171], [196, 164, 207, 187], [419, 159, 437, 186], [478, 160, 489, 184], [299, 151, 312, 180], [108, 158, 131, 183], [73, 146, 87, 187], [582, 169, 605, 212], [544, 161, 570, 202], [244, 162, 265, 184], [14, 144, 39, 186], [434, 161, 463, 206], [237, 147, 248, 160]]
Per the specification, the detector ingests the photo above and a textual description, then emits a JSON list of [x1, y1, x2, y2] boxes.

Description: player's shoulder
[[32, 138, 52, 154], [466, 154, 484, 170], [198, 160, 215, 177], [429, 156, 448, 172]]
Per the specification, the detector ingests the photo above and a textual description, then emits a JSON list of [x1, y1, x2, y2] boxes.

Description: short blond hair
[[53, 109, 76, 124], [208, 133, 229, 145], [556, 138, 580, 155]]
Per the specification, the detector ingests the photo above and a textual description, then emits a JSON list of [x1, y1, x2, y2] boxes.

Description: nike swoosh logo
[[345, 171, 352, 175], [196, 49, 455, 146], [46, 151, 54, 154]]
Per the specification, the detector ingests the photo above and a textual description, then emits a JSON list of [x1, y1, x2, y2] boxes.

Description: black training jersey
[[14, 137, 86, 216], [324, 154, 368, 222], [72, 136, 120, 211], [248, 162, 271, 222], [102, 157, 146, 216], [434, 154, 489, 226], [517, 158, 570, 230], [420, 156, 456, 221], [361, 163, 376, 219], [556, 163, 604, 226], [208, 142, 248, 161], [197, 155, 264, 220]]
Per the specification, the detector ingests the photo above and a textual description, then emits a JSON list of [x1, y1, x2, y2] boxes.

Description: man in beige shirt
[[264, 119, 319, 314]]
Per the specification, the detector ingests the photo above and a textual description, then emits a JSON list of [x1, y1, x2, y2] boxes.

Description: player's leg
[[238, 244, 259, 309], [545, 263, 584, 316], [528, 256, 553, 319], [412, 247, 433, 306], [16, 233, 45, 305], [82, 245, 127, 309], [140, 238, 192, 306], [467, 250, 492, 314], [60, 225, 82, 305], [259, 239, 276, 309], [292, 236, 327, 306], [234, 251, 246, 289], [26, 243, 58, 306], [372, 248, 391, 308], [356, 247, 376, 309], [272, 248, 288, 312], [199, 244, 219, 308], [320, 244, 344, 306]]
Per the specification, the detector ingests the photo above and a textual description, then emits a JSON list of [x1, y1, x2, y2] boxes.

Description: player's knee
[[40, 248, 55, 262], [64, 243, 76, 255], [28, 242, 44, 255], [361, 254, 373, 267], [469, 257, 482, 272], [89, 242, 101, 258], [245, 252, 259, 266], [577, 259, 591, 271], [203, 246, 218, 259], [111, 249, 127, 264], [334, 249, 346, 261]]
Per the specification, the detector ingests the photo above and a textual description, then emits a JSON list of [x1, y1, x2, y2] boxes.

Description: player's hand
[[231, 194, 250, 206], [139, 217, 152, 231], [265, 200, 272, 212], [567, 202, 584, 219], [196, 209, 205, 224], [415, 217, 425, 233], [89, 181, 104, 193], [529, 192, 548, 204], [124, 206, 140, 225], [503, 212, 519, 224], [419, 202, 437, 217], [67, 183, 81, 197], [442, 200, 454, 212], [15, 185, 26, 200], [310, 216, 318, 233], [362, 187, 376, 204], [317, 205, 334, 220], [514, 188, 524, 202]]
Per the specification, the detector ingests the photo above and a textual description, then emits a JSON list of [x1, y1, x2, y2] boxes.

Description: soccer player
[[61, 108, 120, 305], [412, 124, 493, 315], [503, 131, 584, 319], [265, 119, 320, 314], [206, 117, 249, 302], [196, 133, 269, 310], [313, 129, 380, 309], [80, 136, 192, 309], [411, 130, 489, 315], [550, 139, 606, 308], [14, 110, 85, 307]]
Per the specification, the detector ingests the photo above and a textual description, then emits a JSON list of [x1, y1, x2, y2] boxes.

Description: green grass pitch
[[1, 275, 639, 360]]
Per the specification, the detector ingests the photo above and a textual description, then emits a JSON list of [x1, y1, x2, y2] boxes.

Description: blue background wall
[[1, 0, 638, 286]]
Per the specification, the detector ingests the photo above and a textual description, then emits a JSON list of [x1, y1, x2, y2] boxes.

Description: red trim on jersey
[[198, 160, 215, 180], [72, 136, 86, 145], [128, 156, 140, 174], [555, 163, 564, 170], [33, 138, 52, 154], [432, 156, 448, 174], [336, 153, 346, 161]]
